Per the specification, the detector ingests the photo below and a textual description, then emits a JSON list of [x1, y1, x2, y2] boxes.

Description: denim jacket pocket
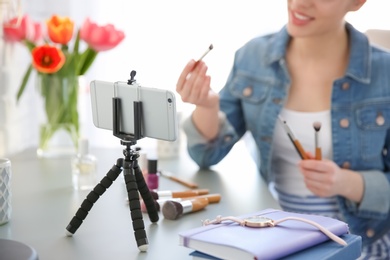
[[229, 70, 273, 104], [356, 100, 390, 161]]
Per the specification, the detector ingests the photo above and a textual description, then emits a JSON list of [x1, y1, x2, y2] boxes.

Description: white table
[[0, 141, 280, 260]]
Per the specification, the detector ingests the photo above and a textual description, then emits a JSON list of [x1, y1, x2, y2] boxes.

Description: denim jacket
[[182, 23, 390, 246]]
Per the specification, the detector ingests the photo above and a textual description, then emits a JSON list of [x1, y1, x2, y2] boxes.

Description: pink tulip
[[80, 18, 125, 52], [3, 14, 42, 43], [30, 22, 43, 43]]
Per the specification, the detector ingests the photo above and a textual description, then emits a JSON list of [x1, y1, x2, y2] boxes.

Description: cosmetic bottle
[[147, 159, 159, 190], [136, 147, 148, 178], [71, 138, 97, 191]]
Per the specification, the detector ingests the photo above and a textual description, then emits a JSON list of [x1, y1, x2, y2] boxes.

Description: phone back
[[114, 81, 178, 141], [90, 80, 115, 130], [90, 80, 178, 141]]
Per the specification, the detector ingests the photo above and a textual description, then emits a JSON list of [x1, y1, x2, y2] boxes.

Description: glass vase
[[36, 73, 80, 158]]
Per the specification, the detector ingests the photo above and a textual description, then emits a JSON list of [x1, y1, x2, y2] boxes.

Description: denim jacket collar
[[266, 23, 371, 84]]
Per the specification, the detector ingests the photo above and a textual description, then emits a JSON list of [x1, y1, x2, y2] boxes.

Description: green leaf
[[16, 64, 33, 102], [23, 40, 36, 52], [78, 47, 98, 75], [73, 30, 81, 54], [73, 30, 81, 74]]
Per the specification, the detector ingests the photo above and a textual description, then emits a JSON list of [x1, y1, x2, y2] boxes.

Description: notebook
[[189, 233, 362, 260], [179, 208, 351, 260]]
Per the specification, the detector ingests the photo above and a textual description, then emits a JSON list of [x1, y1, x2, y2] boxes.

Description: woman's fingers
[[177, 60, 210, 105], [176, 59, 197, 93]]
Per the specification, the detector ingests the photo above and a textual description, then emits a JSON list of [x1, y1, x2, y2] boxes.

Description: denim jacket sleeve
[[182, 110, 242, 168], [338, 128, 390, 245]]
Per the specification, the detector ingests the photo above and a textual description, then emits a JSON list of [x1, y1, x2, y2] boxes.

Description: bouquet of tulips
[[3, 14, 125, 100], [2, 14, 125, 155]]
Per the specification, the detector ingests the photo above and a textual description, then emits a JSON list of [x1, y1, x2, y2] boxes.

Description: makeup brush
[[313, 121, 322, 160], [278, 115, 308, 160], [139, 193, 221, 212], [164, 193, 221, 204], [159, 170, 199, 189], [191, 44, 214, 74], [162, 197, 209, 220], [150, 189, 209, 200], [198, 44, 214, 61]]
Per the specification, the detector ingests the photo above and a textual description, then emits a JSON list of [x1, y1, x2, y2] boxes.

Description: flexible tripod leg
[[65, 159, 123, 236], [132, 159, 159, 223], [123, 160, 149, 252]]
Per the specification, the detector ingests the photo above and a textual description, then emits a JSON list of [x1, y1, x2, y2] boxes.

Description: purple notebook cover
[[179, 208, 349, 260]]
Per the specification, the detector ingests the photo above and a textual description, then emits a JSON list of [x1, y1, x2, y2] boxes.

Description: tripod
[[65, 73, 159, 251]]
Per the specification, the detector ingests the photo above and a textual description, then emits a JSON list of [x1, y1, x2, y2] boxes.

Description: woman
[[176, 0, 390, 259]]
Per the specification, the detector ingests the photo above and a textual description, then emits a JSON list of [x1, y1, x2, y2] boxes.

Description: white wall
[[81, 0, 390, 149], [1, 0, 389, 156], [83, 0, 289, 149]]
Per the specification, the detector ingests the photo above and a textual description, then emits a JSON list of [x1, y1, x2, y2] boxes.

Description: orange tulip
[[47, 15, 74, 44], [31, 45, 65, 74], [80, 18, 125, 51]]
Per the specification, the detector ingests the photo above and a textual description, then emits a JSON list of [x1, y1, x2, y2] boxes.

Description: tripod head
[[120, 140, 139, 165]]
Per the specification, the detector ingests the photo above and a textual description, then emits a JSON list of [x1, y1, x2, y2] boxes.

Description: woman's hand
[[176, 59, 219, 109], [176, 59, 220, 140], [298, 157, 364, 203]]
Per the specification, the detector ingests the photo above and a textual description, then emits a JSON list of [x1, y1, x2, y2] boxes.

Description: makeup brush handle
[[169, 176, 199, 189], [293, 140, 308, 160], [315, 148, 322, 160], [170, 189, 209, 198], [190, 198, 209, 212], [192, 194, 221, 204]]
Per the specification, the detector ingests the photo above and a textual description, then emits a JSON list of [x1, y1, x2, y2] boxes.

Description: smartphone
[[90, 80, 178, 141]]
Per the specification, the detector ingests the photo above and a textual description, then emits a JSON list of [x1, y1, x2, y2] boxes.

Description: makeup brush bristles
[[313, 121, 322, 160], [313, 121, 322, 132], [162, 201, 183, 220]]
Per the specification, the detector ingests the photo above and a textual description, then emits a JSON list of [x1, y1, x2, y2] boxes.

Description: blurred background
[[1, 0, 389, 157]]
